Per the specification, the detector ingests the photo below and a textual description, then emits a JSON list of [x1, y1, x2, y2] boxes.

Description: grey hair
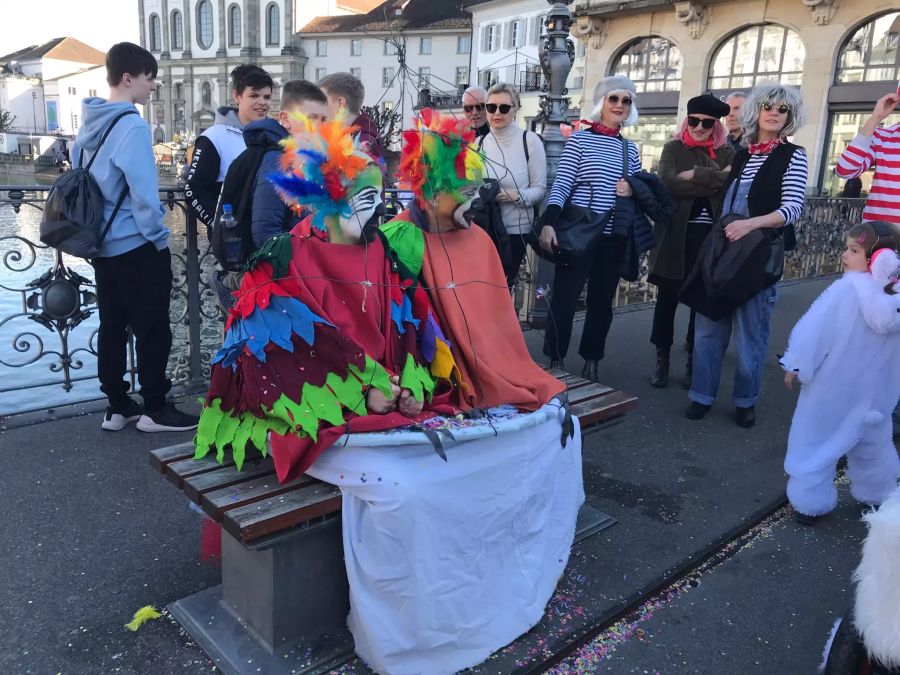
[[739, 82, 805, 144], [463, 85, 487, 101], [487, 82, 520, 109], [725, 91, 748, 102]]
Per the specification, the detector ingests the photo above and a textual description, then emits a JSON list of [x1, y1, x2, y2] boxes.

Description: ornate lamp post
[[529, 0, 575, 327]]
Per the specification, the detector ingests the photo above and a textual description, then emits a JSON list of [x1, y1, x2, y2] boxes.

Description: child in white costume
[[781, 221, 900, 521]]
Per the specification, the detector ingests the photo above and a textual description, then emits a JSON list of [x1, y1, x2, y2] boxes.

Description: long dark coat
[[649, 139, 735, 283]]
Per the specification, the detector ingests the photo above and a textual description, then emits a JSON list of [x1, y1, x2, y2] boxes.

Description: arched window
[[197, 0, 214, 49], [201, 82, 212, 107], [149, 14, 161, 52], [171, 10, 183, 50], [228, 4, 242, 46], [611, 36, 682, 93], [837, 12, 900, 83], [266, 3, 280, 47], [708, 24, 805, 91]]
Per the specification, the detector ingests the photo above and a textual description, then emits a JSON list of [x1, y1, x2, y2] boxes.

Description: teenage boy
[[317, 72, 383, 163], [72, 42, 198, 432], [185, 64, 274, 226]]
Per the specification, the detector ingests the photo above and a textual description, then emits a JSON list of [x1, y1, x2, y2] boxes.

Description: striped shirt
[[835, 124, 900, 225], [729, 148, 809, 225], [547, 131, 642, 235]]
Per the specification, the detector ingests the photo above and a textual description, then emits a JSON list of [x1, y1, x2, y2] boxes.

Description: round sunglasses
[[607, 94, 633, 106], [463, 104, 485, 113], [687, 116, 716, 129], [486, 103, 514, 114], [762, 102, 790, 114]]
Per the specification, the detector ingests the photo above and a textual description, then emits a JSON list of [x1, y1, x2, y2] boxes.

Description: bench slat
[[222, 482, 343, 543], [149, 442, 195, 473], [183, 459, 277, 503], [165, 456, 236, 489], [571, 390, 638, 427], [200, 474, 319, 521], [567, 383, 614, 404]]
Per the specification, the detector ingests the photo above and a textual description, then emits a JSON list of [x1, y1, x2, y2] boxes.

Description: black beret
[[687, 94, 731, 119]]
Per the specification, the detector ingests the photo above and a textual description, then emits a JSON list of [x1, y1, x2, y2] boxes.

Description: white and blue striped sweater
[[547, 131, 642, 235], [730, 148, 809, 225]]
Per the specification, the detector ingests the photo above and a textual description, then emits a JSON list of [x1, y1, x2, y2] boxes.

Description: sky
[[0, 0, 139, 54]]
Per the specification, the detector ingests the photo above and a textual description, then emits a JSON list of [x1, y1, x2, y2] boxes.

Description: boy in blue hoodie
[[72, 42, 198, 433]]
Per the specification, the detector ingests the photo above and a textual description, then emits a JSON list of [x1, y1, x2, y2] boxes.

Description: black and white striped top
[[547, 131, 642, 235], [732, 147, 809, 225]]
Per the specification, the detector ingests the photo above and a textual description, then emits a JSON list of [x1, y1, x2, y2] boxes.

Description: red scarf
[[681, 129, 717, 159], [748, 137, 784, 155], [579, 120, 621, 136]]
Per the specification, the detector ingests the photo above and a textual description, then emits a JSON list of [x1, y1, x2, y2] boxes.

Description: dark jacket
[[352, 112, 383, 163], [650, 139, 735, 282], [244, 118, 296, 248], [613, 171, 675, 282]]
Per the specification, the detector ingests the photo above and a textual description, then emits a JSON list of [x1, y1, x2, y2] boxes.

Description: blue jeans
[[689, 285, 778, 408]]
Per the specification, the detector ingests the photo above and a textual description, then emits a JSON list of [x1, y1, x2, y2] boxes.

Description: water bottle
[[219, 204, 242, 269]]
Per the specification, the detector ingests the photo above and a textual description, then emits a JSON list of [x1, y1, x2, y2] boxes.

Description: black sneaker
[[794, 511, 821, 526], [735, 406, 756, 429], [137, 401, 200, 433], [685, 401, 711, 420], [102, 398, 144, 431]]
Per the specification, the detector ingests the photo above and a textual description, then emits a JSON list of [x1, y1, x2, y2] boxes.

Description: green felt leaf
[[326, 371, 367, 416], [302, 381, 345, 426], [399, 354, 436, 402], [232, 415, 255, 470], [379, 219, 424, 277], [349, 356, 394, 399], [246, 233, 294, 279], [194, 399, 223, 460], [250, 417, 269, 458], [214, 411, 241, 464]]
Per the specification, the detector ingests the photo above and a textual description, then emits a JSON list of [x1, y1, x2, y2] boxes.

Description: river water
[[0, 173, 221, 416]]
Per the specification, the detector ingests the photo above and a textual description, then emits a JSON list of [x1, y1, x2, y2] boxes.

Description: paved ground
[[0, 276, 878, 674]]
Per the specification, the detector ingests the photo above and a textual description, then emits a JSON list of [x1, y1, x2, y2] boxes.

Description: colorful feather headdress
[[397, 108, 484, 207], [268, 113, 383, 232]]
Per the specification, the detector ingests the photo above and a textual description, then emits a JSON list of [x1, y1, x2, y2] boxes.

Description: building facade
[[297, 0, 472, 129], [0, 37, 108, 137], [466, 0, 588, 127], [571, 0, 900, 194]]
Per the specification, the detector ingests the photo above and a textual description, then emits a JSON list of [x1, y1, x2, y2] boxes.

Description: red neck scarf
[[748, 137, 784, 155], [682, 129, 717, 159], [579, 120, 621, 136]]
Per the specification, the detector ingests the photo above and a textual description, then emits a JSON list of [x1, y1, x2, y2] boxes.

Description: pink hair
[[675, 116, 727, 149]]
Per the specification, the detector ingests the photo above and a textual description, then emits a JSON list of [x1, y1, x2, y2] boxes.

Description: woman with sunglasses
[[684, 82, 808, 429], [539, 75, 641, 381], [479, 83, 547, 288], [648, 94, 735, 389]]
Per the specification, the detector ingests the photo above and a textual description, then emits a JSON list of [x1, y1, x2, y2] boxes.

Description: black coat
[[612, 171, 676, 282]]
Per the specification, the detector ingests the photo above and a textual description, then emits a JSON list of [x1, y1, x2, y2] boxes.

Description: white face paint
[[453, 196, 475, 229], [339, 186, 382, 241]]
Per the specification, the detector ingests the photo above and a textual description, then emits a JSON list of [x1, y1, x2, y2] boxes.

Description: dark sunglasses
[[607, 95, 632, 106], [687, 116, 716, 129], [485, 103, 514, 114], [762, 102, 790, 114], [463, 104, 485, 113]]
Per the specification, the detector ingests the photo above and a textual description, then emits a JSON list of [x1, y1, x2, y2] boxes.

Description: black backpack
[[210, 140, 289, 271], [40, 109, 137, 258]]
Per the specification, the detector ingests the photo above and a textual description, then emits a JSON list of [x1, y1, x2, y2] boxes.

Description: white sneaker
[[101, 398, 143, 431]]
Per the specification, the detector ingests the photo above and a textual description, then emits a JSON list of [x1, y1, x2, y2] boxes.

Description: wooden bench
[[153, 371, 637, 674]]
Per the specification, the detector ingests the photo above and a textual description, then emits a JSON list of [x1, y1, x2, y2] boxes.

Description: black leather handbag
[[535, 136, 629, 263]]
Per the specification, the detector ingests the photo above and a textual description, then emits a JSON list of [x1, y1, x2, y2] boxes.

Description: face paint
[[453, 196, 475, 229], [339, 186, 382, 241]]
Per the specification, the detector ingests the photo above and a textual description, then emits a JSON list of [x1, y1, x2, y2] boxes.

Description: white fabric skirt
[[306, 403, 585, 675]]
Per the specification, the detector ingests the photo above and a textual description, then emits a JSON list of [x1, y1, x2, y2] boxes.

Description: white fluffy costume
[[780, 261, 900, 517]]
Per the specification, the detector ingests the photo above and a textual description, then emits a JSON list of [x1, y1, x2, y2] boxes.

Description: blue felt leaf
[[211, 338, 247, 371], [391, 294, 420, 335]]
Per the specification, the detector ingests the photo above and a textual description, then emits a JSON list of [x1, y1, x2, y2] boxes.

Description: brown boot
[[581, 359, 599, 383]]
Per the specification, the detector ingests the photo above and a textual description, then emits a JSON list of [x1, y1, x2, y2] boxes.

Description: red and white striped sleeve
[[835, 132, 877, 179]]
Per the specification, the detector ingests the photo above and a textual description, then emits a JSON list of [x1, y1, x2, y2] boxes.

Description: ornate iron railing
[[0, 187, 863, 412]]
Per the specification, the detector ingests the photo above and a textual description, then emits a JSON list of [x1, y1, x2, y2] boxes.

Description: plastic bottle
[[219, 204, 242, 270]]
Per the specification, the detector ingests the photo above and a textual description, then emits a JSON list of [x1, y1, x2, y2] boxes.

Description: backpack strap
[[82, 109, 139, 171], [522, 131, 529, 163], [98, 185, 130, 246], [620, 136, 629, 179]]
